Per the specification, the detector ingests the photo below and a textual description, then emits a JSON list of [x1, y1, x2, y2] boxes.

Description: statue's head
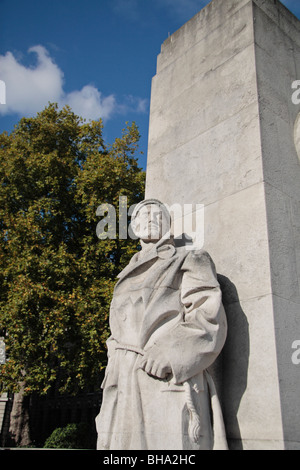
[[131, 199, 171, 243]]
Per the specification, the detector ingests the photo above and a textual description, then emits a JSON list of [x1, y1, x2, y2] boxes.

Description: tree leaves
[[0, 103, 145, 395]]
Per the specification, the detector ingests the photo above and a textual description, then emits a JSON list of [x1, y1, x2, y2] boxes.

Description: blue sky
[[1, 0, 300, 169]]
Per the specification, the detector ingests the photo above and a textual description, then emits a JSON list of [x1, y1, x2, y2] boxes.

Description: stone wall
[[145, 0, 300, 449]]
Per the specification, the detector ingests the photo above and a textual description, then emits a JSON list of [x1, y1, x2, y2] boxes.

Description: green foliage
[[43, 422, 95, 449], [0, 103, 145, 395]]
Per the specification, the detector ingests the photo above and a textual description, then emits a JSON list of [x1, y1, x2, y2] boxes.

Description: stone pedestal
[[145, 0, 300, 450]]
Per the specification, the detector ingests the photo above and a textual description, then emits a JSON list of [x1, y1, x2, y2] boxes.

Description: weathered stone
[[145, 0, 300, 450], [96, 200, 228, 450]]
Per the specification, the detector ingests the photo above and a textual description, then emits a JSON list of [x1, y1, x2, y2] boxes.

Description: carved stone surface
[[145, 0, 300, 450], [95, 200, 228, 450]]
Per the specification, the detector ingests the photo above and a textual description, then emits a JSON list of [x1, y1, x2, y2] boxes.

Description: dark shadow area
[[1, 384, 102, 448], [217, 274, 250, 450], [174, 234, 250, 450], [0, 393, 13, 447], [174, 232, 194, 248]]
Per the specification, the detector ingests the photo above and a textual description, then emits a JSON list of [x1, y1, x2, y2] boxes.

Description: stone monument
[[96, 199, 228, 450], [145, 0, 300, 450]]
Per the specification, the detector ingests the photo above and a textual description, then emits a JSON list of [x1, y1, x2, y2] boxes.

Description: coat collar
[[116, 237, 176, 282]]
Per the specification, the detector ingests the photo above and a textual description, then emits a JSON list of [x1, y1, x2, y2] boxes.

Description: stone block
[[147, 102, 263, 207], [145, 0, 300, 449], [221, 295, 284, 447]]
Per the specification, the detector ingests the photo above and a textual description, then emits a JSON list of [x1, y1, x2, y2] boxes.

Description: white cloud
[[0, 46, 63, 116], [64, 85, 116, 121], [0, 45, 147, 121], [117, 95, 148, 115]]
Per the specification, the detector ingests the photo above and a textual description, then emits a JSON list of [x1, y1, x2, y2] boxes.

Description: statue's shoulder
[[176, 247, 216, 270], [176, 246, 212, 261]]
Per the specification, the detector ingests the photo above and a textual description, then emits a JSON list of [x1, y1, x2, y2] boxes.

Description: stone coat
[[96, 239, 228, 450]]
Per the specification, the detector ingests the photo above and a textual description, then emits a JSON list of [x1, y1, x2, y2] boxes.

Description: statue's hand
[[140, 345, 172, 379]]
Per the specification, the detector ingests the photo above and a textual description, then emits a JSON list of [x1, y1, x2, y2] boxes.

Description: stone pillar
[[0, 393, 8, 436], [145, 0, 300, 450]]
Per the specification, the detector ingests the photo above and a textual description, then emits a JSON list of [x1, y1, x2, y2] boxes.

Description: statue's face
[[132, 203, 169, 242]]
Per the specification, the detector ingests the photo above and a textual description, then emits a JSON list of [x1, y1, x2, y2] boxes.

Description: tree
[[0, 103, 145, 445]]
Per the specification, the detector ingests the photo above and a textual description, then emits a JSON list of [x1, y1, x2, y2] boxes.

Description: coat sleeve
[[153, 250, 227, 384]]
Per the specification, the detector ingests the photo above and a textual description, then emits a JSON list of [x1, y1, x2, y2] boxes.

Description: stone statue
[[96, 199, 228, 450]]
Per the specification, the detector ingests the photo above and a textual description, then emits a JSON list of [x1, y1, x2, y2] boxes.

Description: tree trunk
[[7, 383, 31, 447]]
